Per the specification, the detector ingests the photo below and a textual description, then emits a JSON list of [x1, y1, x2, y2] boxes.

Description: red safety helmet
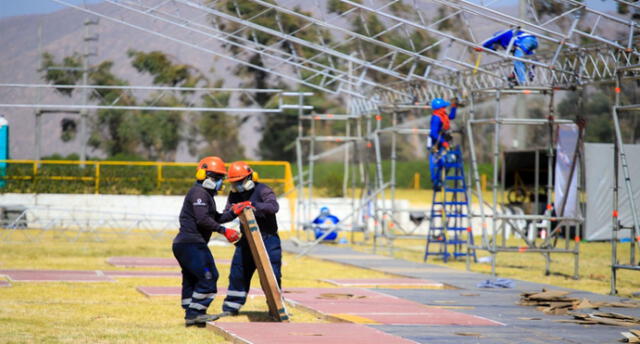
[[227, 161, 253, 182], [195, 156, 226, 180]]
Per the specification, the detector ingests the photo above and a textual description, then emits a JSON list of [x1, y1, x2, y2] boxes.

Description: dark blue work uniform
[[172, 182, 235, 319], [221, 182, 281, 314]]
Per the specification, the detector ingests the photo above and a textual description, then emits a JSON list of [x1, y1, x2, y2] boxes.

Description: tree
[[40, 52, 82, 95], [214, 0, 444, 161], [192, 80, 245, 160], [557, 84, 639, 144], [40, 50, 244, 161]]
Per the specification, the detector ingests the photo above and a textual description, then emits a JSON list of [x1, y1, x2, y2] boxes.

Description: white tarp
[[584, 143, 640, 241], [554, 124, 580, 218]]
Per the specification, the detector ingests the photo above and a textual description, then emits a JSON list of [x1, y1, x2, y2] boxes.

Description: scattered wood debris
[[519, 289, 640, 316], [454, 332, 482, 337], [619, 329, 640, 343], [563, 312, 640, 327], [517, 317, 542, 321]]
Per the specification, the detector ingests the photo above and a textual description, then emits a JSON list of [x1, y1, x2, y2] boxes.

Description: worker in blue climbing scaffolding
[[428, 97, 457, 191], [312, 206, 340, 241], [478, 27, 538, 86]]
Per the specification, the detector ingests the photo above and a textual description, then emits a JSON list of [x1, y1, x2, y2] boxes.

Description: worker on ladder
[[217, 161, 282, 318], [172, 156, 241, 327], [428, 97, 457, 191], [478, 28, 539, 86]]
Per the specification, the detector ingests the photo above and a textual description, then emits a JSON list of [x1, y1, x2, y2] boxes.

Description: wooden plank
[[238, 208, 289, 322]]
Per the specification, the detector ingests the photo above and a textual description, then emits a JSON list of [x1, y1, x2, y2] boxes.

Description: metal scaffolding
[[5, 0, 639, 283], [49, 0, 640, 99], [610, 63, 640, 294], [465, 87, 583, 278]]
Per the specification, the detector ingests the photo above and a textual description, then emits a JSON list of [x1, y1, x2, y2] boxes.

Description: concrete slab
[[282, 242, 640, 343], [283, 287, 501, 326], [322, 278, 444, 289], [0, 269, 114, 282], [208, 322, 418, 344], [376, 267, 467, 274], [102, 271, 181, 278], [137, 286, 265, 297], [0, 279, 11, 287], [313, 254, 393, 260]]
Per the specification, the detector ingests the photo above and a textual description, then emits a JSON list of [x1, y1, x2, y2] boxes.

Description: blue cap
[[320, 207, 330, 215], [431, 98, 450, 110]]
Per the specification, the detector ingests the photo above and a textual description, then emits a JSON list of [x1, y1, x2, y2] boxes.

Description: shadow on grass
[[242, 311, 277, 322]]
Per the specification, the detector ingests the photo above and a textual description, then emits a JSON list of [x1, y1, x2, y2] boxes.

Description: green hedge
[[0, 161, 291, 196], [0, 159, 493, 195], [292, 161, 493, 191]]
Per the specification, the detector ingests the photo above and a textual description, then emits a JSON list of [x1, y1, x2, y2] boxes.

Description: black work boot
[[185, 314, 221, 328], [215, 310, 239, 319]]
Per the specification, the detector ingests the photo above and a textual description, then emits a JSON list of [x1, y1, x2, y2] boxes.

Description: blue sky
[[0, 0, 617, 19], [0, 0, 103, 18]]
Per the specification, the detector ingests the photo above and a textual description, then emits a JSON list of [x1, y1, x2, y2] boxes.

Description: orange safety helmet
[[195, 156, 226, 180], [227, 161, 253, 182]]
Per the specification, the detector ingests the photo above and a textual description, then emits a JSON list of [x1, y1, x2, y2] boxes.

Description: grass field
[[0, 223, 638, 343], [350, 235, 640, 299], [0, 230, 390, 344]]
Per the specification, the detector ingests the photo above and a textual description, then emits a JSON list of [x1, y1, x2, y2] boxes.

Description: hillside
[[0, 2, 254, 160]]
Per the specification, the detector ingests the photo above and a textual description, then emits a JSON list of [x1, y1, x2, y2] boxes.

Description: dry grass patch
[[351, 236, 639, 298], [0, 231, 390, 343]]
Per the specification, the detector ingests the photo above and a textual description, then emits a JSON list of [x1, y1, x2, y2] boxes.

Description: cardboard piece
[[519, 288, 639, 316], [568, 311, 640, 327], [620, 329, 640, 343], [238, 208, 289, 322]]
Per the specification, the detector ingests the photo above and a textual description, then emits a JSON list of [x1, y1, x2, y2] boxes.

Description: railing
[[0, 159, 293, 194], [0, 159, 297, 231]]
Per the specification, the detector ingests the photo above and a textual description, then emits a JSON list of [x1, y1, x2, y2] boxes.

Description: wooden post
[[238, 208, 289, 322]]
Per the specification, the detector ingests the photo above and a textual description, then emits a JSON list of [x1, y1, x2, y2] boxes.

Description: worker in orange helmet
[[217, 161, 281, 318], [172, 156, 240, 327]]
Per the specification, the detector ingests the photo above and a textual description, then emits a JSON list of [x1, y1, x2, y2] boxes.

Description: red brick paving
[[136, 286, 265, 297], [322, 278, 444, 288], [102, 270, 181, 278], [106, 256, 231, 268], [283, 287, 501, 326], [0, 269, 114, 282], [208, 322, 418, 344]]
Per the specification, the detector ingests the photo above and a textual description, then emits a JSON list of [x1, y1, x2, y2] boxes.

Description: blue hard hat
[[431, 98, 450, 110], [320, 206, 330, 215]]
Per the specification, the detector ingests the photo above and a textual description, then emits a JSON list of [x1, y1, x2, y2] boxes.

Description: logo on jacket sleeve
[[193, 198, 207, 206]]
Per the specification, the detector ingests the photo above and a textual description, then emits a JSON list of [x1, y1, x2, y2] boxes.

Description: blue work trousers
[[513, 36, 538, 84], [172, 242, 219, 319], [222, 234, 282, 313], [429, 148, 446, 189]]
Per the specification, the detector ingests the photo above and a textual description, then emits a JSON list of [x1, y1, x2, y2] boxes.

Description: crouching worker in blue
[[479, 28, 538, 86], [172, 156, 240, 327], [312, 206, 340, 241], [428, 97, 457, 191], [218, 161, 282, 318]]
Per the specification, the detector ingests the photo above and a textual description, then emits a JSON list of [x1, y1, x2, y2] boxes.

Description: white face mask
[[202, 177, 223, 191], [231, 179, 254, 192]]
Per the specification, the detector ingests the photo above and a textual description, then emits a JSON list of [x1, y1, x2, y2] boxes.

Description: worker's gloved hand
[[474, 47, 483, 52], [223, 227, 240, 243], [231, 201, 254, 215], [430, 146, 438, 154], [442, 141, 450, 150], [450, 97, 458, 107]]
